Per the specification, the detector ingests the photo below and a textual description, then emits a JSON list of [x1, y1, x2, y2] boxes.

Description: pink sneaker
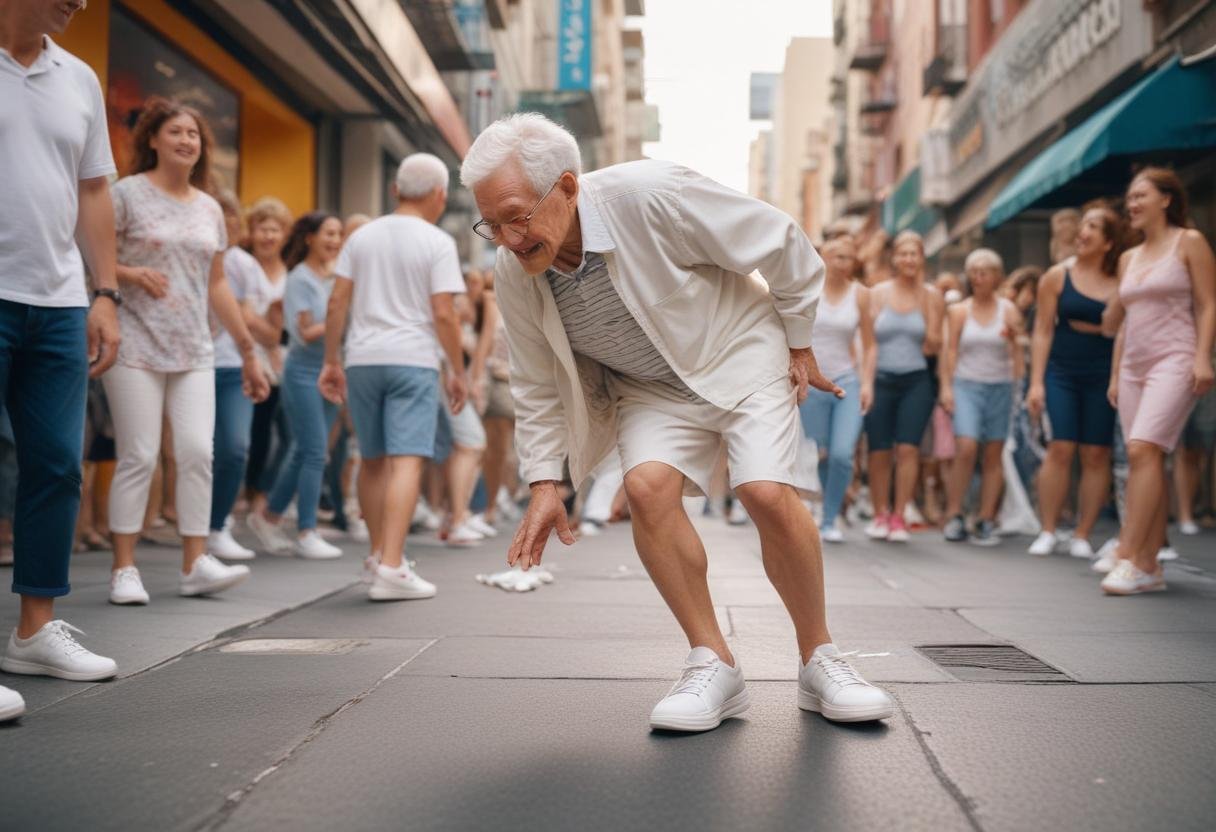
[[887, 516, 910, 543]]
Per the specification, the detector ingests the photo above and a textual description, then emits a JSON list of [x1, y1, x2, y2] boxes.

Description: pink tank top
[[1120, 231, 1196, 372]]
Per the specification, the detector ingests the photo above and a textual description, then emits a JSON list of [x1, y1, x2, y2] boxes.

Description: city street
[[2, 512, 1214, 832]]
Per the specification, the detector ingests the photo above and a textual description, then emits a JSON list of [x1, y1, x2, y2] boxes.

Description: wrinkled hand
[[1194, 357, 1214, 397], [789, 347, 843, 405], [241, 356, 271, 403], [507, 481, 575, 570], [86, 298, 121, 378], [446, 371, 468, 415], [131, 267, 169, 299], [318, 362, 347, 404], [1025, 383, 1046, 420]]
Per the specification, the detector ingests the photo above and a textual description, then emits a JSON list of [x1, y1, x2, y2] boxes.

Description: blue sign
[[557, 0, 592, 91]]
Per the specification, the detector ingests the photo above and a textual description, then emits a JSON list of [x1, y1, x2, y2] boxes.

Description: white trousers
[[103, 365, 215, 537]]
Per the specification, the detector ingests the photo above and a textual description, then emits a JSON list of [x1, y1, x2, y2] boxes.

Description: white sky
[[639, 0, 833, 192]]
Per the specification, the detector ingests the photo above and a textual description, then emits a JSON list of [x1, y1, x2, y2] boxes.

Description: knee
[[175, 435, 214, 474], [1046, 441, 1076, 466], [119, 444, 160, 481], [623, 464, 683, 516], [1126, 441, 1162, 468], [734, 481, 790, 516], [826, 450, 854, 475], [1078, 445, 1111, 470], [955, 438, 979, 460], [895, 444, 919, 465]]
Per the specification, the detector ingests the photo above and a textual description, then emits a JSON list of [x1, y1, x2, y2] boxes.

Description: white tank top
[[811, 282, 860, 381], [955, 298, 1014, 383]]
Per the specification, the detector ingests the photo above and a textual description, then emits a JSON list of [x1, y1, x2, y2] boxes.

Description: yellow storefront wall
[[55, 0, 316, 216]]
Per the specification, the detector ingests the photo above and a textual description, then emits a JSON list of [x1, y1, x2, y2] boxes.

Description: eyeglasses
[[472, 179, 560, 241]]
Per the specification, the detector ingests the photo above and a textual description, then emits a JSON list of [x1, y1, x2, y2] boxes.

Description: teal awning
[[986, 56, 1216, 229], [882, 167, 940, 237]]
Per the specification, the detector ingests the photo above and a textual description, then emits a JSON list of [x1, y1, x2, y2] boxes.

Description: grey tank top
[[875, 304, 928, 374]]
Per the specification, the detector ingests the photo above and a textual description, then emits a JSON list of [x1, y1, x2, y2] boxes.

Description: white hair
[[396, 153, 450, 200], [460, 113, 582, 194], [964, 247, 1004, 274]]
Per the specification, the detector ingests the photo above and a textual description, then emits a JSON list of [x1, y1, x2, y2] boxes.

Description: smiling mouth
[[512, 242, 543, 257]]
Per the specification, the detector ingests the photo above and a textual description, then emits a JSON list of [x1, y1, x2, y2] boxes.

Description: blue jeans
[[211, 367, 255, 531], [0, 301, 87, 597], [268, 357, 337, 530], [799, 372, 863, 530]]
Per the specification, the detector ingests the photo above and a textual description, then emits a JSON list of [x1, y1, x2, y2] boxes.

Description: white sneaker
[[368, 561, 437, 601], [496, 486, 522, 521], [362, 553, 381, 585], [865, 515, 890, 540], [799, 643, 894, 722], [1179, 520, 1200, 536], [1157, 545, 1179, 562], [1068, 538, 1094, 559], [1101, 559, 1166, 595], [579, 520, 603, 537], [0, 684, 24, 721], [467, 514, 500, 538], [649, 646, 750, 732], [247, 512, 293, 556], [109, 566, 150, 605], [446, 522, 484, 547], [413, 499, 442, 532], [821, 527, 845, 544], [347, 516, 370, 543], [1027, 530, 1059, 556], [727, 501, 750, 526], [1092, 538, 1120, 573], [1, 620, 117, 681], [294, 530, 343, 560], [180, 554, 250, 597], [208, 528, 255, 561]]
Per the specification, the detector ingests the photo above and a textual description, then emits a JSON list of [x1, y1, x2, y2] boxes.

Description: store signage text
[[557, 0, 592, 91]]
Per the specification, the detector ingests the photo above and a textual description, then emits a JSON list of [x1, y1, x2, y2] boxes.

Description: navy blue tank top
[[1048, 269, 1113, 374]]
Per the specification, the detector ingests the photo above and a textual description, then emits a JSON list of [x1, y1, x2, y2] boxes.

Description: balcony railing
[[923, 23, 967, 96]]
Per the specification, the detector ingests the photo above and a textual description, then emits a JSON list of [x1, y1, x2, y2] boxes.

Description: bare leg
[[624, 462, 732, 665], [17, 596, 54, 640], [978, 441, 1005, 521], [1075, 445, 1113, 540], [445, 444, 483, 528], [735, 481, 832, 663], [892, 443, 920, 521], [181, 536, 206, 573], [111, 532, 137, 570], [869, 449, 893, 517], [1173, 448, 1201, 527], [379, 455, 425, 569], [945, 437, 978, 518], [359, 456, 387, 555], [1036, 441, 1077, 533], [482, 417, 511, 524], [1122, 440, 1167, 573]]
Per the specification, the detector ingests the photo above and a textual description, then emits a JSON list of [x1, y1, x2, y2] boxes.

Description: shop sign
[[557, 0, 593, 91], [946, 0, 1151, 201]]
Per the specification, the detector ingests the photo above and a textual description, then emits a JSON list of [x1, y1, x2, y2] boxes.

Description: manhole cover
[[917, 644, 1071, 682], [219, 639, 368, 655]]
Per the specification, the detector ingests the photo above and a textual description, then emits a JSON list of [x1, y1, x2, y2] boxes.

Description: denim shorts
[[346, 365, 440, 459], [952, 378, 1014, 442]]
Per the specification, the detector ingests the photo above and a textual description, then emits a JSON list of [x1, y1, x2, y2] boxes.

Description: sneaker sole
[[1101, 582, 1167, 596], [797, 689, 894, 722], [886, 532, 909, 543], [0, 700, 25, 721], [214, 551, 256, 561], [368, 584, 438, 602], [180, 571, 250, 597], [649, 688, 751, 732], [0, 657, 117, 682], [109, 596, 150, 606], [968, 537, 1000, 547]]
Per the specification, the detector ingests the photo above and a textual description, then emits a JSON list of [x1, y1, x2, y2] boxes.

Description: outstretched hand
[[507, 481, 576, 570], [789, 347, 843, 404]]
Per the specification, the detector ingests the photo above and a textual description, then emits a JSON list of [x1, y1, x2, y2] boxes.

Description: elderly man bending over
[[462, 114, 893, 733]]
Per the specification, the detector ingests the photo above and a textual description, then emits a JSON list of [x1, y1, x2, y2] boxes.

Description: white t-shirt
[[213, 247, 263, 369], [0, 38, 115, 308], [334, 214, 465, 369]]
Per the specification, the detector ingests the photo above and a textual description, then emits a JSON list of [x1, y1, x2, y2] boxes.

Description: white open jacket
[[493, 159, 825, 487]]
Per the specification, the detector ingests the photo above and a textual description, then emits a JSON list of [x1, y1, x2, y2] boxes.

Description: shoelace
[[114, 568, 141, 587], [42, 620, 90, 658], [670, 660, 720, 697], [815, 653, 868, 688], [1109, 560, 1141, 581]]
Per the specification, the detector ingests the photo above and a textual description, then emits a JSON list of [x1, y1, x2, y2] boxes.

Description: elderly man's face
[[473, 164, 578, 276]]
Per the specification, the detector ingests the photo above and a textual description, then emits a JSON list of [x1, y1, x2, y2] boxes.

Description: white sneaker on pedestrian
[[247, 512, 293, 556], [468, 514, 499, 538], [1, 620, 117, 681], [649, 647, 750, 732], [109, 566, 150, 606], [1092, 538, 1120, 573], [413, 498, 442, 532], [368, 561, 437, 601], [347, 516, 370, 543], [496, 486, 522, 521], [295, 530, 343, 560], [579, 519, 603, 537], [180, 554, 250, 597], [821, 526, 845, 544], [798, 644, 894, 722], [1027, 530, 1059, 556], [727, 501, 749, 526], [208, 528, 255, 561], [446, 522, 484, 547], [362, 552, 381, 585], [0, 684, 24, 721], [1179, 520, 1200, 536], [1068, 538, 1094, 559], [1101, 559, 1166, 595], [1157, 545, 1179, 562], [865, 515, 890, 540]]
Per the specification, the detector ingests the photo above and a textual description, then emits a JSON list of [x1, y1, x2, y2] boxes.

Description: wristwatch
[[92, 288, 123, 307]]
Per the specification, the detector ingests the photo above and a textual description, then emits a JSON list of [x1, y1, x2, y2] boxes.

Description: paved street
[[2, 513, 1215, 832]]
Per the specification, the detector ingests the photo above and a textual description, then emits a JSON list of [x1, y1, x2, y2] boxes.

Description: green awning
[[882, 167, 940, 237], [986, 56, 1216, 229]]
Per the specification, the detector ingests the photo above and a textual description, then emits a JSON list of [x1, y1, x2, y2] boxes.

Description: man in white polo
[[461, 113, 894, 732], [0, 0, 123, 722]]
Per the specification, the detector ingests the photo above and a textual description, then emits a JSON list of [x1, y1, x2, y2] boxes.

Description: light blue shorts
[[952, 378, 1014, 443], [347, 365, 440, 459]]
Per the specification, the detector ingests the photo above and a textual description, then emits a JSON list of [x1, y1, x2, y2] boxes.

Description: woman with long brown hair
[[104, 98, 269, 605], [1100, 168, 1216, 595]]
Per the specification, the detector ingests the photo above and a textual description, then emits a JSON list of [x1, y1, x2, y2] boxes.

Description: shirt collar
[[576, 184, 615, 254], [4, 36, 64, 76]]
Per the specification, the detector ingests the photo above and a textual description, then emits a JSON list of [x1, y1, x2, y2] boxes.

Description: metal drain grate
[[917, 644, 1071, 682]]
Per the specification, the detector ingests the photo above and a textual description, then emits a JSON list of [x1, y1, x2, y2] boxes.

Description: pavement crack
[[194, 637, 441, 832], [891, 690, 986, 832]]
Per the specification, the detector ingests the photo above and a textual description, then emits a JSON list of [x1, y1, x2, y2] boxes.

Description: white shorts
[[614, 374, 799, 496]]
